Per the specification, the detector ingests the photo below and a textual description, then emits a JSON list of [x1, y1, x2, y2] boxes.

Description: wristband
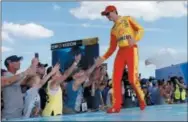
[[73, 62, 78, 66]]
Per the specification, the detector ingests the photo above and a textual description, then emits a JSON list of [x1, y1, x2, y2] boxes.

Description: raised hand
[[31, 58, 39, 67], [95, 57, 104, 67], [51, 63, 60, 75]]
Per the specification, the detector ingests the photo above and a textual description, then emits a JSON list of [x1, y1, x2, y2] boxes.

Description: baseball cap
[[101, 5, 117, 16], [4, 55, 23, 67], [38, 62, 48, 68]]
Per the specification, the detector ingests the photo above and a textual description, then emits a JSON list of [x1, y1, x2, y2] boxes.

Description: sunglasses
[[105, 12, 110, 16]]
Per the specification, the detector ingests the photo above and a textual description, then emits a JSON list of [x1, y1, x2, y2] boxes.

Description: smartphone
[[35, 53, 39, 58]]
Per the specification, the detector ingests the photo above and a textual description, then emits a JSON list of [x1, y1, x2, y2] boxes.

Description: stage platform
[[4, 103, 187, 121]]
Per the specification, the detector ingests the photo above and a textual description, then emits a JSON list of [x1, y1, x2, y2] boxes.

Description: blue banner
[[155, 62, 188, 85]]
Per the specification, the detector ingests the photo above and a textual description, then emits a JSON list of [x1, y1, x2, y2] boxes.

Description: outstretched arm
[[58, 54, 81, 83], [95, 34, 117, 67], [102, 33, 117, 60], [85, 62, 97, 78], [39, 63, 60, 88], [1, 71, 27, 87], [20, 57, 39, 85]]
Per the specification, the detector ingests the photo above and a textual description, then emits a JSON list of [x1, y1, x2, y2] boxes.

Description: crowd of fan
[[139, 76, 187, 106], [1, 54, 187, 120]]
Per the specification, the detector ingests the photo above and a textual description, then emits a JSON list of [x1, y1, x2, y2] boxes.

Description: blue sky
[[2, 1, 187, 78]]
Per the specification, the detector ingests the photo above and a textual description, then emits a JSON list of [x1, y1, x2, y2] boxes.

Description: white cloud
[[2, 22, 54, 40], [145, 47, 187, 69], [139, 60, 156, 78], [70, 1, 187, 21], [2, 31, 14, 43], [53, 3, 61, 11], [2, 46, 13, 52]]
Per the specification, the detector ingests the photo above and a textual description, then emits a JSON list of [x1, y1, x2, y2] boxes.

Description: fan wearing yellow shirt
[[96, 5, 146, 113], [42, 54, 81, 116]]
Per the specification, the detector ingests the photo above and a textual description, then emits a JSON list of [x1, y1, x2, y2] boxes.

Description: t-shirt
[[64, 80, 82, 110], [23, 87, 40, 118], [148, 86, 153, 93], [150, 87, 165, 105], [42, 81, 62, 116], [2, 72, 24, 119]]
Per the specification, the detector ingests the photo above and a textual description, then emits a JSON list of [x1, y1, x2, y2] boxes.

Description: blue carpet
[[4, 103, 187, 121]]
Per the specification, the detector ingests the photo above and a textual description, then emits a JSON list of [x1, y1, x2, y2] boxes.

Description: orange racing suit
[[102, 16, 146, 110]]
